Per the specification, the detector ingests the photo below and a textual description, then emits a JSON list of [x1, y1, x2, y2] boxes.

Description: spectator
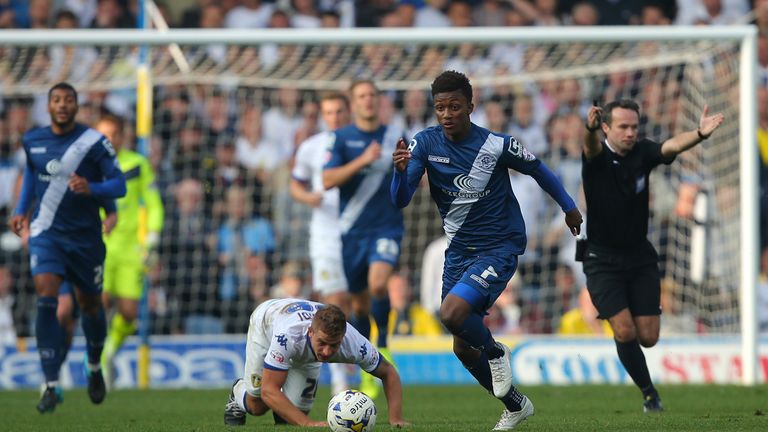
[[270, 260, 307, 298], [473, 0, 507, 27], [759, 247, 768, 332], [386, 272, 442, 336], [159, 178, 217, 334], [291, 0, 321, 28], [509, 94, 548, 155], [225, 0, 274, 29], [414, 0, 451, 27], [402, 88, 431, 141], [446, 1, 474, 26], [568, 1, 599, 25], [49, 10, 98, 83], [558, 286, 613, 335], [419, 235, 447, 316], [758, 85, 768, 249], [0, 263, 16, 345], [262, 87, 303, 163], [234, 106, 283, 180]]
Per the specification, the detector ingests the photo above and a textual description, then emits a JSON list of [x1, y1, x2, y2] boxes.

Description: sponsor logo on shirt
[[270, 350, 285, 364], [30, 147, 47, 154], [444, 174, 490, 199], [45, 159, 62, 176], [347, 140, 366, 148], [428, 155, 450, 164]]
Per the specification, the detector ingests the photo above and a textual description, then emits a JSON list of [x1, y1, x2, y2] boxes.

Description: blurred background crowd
[[0, 0, 767, 345]]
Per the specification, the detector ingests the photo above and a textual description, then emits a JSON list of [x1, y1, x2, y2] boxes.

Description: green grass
[[2, 385, 766, 431]]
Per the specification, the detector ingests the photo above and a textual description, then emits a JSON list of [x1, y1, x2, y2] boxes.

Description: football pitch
[[1, 385, 766, 431]]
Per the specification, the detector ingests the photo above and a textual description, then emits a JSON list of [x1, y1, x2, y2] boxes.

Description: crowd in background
[[1, 0, 768, 344]]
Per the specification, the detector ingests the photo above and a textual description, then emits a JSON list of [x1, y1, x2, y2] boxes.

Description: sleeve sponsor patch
[[507, 137, 536, 161]]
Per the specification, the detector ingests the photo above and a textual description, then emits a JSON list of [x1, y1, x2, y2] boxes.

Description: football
[[327, 390, 377, 432]]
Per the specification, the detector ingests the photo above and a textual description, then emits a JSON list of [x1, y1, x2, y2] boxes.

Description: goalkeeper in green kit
[[96, 114, 163, 383]]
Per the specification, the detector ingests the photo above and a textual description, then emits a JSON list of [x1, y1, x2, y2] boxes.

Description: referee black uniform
[[582, 137, 674, 319]]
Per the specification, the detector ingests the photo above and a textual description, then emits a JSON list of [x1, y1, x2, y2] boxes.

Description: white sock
[[88, 362, 101, 372], [329, 363, 348, 393], [45, 380, 59, 389], [234, 379, 248, 412]]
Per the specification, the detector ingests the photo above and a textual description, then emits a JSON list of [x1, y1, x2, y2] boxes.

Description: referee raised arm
[[581, 99, 724, 412]]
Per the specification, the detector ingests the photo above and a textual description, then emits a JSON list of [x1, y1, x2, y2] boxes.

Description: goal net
[[0, 28, 755, 340]]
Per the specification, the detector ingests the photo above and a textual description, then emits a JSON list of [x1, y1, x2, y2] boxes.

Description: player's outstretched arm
[[661, 104, 724, 157], [370, 357, 410, 427], [261, 368, 327, 427], [527, 162, 582, 235]]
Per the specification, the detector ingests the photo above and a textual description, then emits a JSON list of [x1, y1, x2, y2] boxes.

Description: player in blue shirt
[[7, 82, 126, 413], [323, 80, 404, 397], [391, 71, 582, 431]]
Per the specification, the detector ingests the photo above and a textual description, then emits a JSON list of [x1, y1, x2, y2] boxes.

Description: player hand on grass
[[392, 138, 411, 172], [68, 174, 91, 195], [7, 214, 28, 237], [565, 207, 583, 236], [697, 105, 724, 139]]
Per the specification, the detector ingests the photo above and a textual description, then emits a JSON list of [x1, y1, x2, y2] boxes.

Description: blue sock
[[456, 313, 504, 359], [463, 351, 523, 411], [349, 313, 371, 340], [371, 296, 390, 348], [36, 297, 63, 384], [81, 308, 106, 366], [57, 324, 72, 372]]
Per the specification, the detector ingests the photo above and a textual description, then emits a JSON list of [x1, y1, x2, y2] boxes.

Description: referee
[[581, 99, 724, 412]]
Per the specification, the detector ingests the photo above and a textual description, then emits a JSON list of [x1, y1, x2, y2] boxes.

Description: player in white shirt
[[224, 298, 408, 427], [289, 91, 352, 393]]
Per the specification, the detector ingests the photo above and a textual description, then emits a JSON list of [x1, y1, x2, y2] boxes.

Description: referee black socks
[[615, 338, 653, 391]]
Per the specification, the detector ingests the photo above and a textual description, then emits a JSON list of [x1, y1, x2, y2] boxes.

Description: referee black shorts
[[583, 240, 662, 320]]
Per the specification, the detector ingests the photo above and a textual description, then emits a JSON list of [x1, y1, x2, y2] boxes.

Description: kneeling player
[[224, 298, 409, 427]]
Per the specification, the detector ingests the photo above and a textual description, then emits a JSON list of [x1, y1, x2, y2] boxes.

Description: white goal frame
[[0, 25, 758, 385]]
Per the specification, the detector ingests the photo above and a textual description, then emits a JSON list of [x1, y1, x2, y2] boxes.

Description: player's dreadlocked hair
[[312, 304, 347, 338], [431, 70, 472, 103], [48, 82, 78, 102]]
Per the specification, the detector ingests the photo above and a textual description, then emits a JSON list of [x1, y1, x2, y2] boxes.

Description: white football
[[327, 390, 377, 432]]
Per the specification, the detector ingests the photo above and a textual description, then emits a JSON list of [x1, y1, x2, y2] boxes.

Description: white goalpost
[[0, 25, 759, 385]]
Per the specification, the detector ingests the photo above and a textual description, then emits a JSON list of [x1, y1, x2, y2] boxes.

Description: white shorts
[[310, 254, 348, 296], [243, 302, 321, 412]]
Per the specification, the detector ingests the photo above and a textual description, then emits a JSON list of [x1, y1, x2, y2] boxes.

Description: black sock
[[615, 339, 653, 392]]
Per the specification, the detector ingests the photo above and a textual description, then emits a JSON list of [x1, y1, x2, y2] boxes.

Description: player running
[[8, 82, 126, 413], [391, 71, 582, 430]]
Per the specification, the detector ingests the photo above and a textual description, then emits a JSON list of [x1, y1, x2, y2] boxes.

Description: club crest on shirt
[[251, 373, 262, 388], [478, 154, 496, 170]]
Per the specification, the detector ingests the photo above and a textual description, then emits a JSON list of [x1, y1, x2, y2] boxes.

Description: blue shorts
[[442, 246, 519, 312], [29, 235, 106, 295], [341, 230, 402, 293]]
